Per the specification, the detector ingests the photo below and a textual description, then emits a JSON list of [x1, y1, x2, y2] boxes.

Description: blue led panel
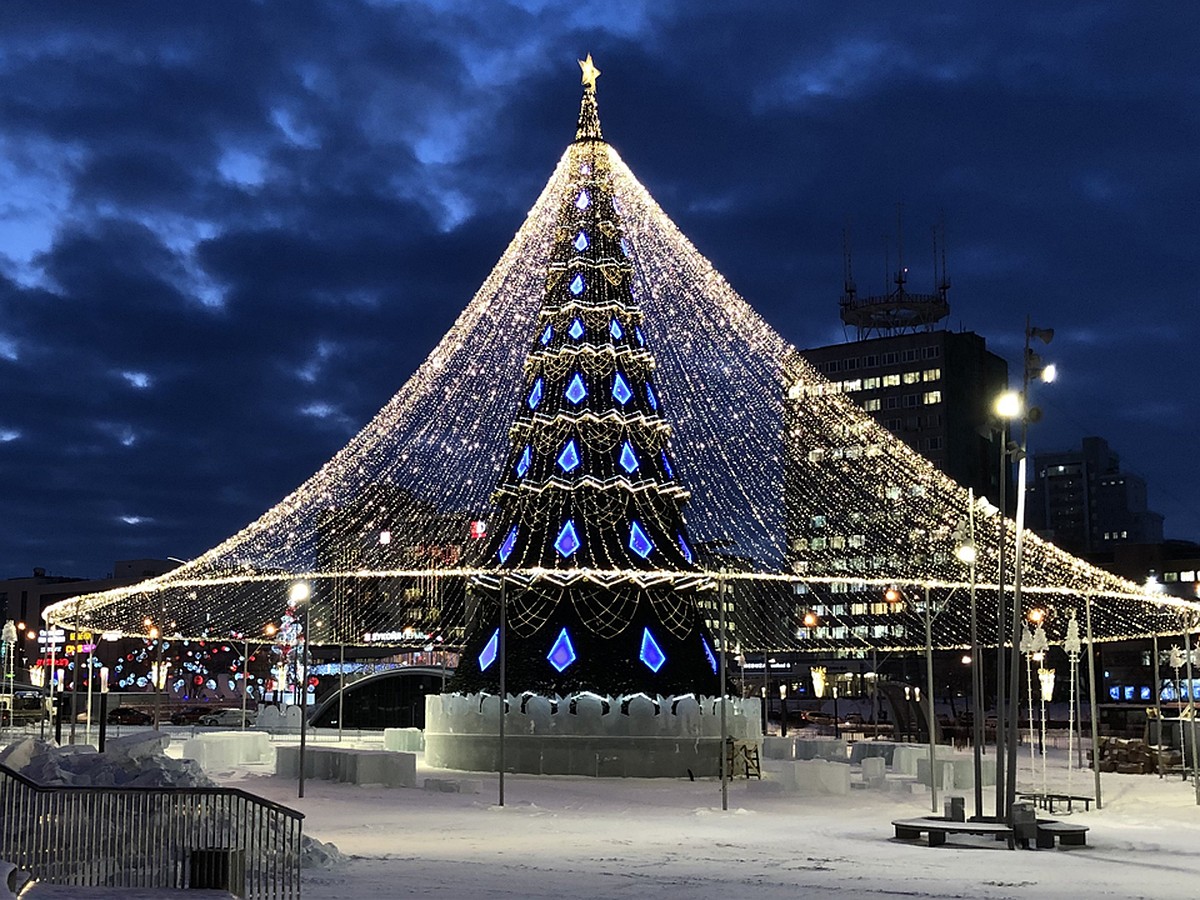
[[609, 318, 623, 339], [556, 439, 580, 473], [548, 628, 578, 672], [661, 451, 674, 480], [569, 273, 586, 296], [527, 378, 543, 410], [478, 630, 500, 672], [498, 525, 518, 563], [612, 373, 632, 405], [629, 520, 654, 558], [515, 445, 532, 478], [540, 324, 553, 345], [565, 372, 588, 405], [645, 383, 658, 411], [619, 440, 639, 474], [568, 318, 585, 340], [677, 533, 693, 563], [640, 628, 666, 673], [555, 519, 581, 557], [574, 231, 589, 251], [575, 189, 590, 210], [701, 636, 718, 674], [634, 326, 646, 347]]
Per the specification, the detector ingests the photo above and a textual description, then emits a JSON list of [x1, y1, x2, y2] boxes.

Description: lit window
[[923, 368, 941, 381], [843, 379, 862, 392], [923, 391, 942, 405], [883, 374, 900, 387], [863, 399, 881, 412], [903, 371, 920, 384], [863, 377, 881, 390]]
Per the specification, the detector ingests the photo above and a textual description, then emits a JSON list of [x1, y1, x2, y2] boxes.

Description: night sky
[[1, 3, 1196, 579]]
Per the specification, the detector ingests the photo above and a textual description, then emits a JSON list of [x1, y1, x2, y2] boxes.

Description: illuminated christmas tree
[[452, 57, 720, 697]]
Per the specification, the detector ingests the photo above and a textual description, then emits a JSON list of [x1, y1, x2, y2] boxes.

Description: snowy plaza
[[5, 725, 1200, 900]]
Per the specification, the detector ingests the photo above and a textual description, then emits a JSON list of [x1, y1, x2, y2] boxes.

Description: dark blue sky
[[1, 2, 1196, 578]]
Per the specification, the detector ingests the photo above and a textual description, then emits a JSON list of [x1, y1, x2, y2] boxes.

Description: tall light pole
[[1003, 319, 1055, 822], [955, 491, 988, 820], [290, 581, 312, 799]]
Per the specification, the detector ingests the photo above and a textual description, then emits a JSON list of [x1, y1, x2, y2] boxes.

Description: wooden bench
[[1019, 791, 1094, 814], [1035, 820, 1089, 849], [892, 817, 1014, 849]]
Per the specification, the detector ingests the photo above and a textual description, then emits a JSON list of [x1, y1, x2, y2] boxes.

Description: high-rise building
[[1026, 436, 1164, 557], [797, 330, 1008, 503]]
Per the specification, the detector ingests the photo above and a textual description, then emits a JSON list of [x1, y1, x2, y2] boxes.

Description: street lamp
[[1002, 319, 1055, 824], [289, 581, 312, 799]]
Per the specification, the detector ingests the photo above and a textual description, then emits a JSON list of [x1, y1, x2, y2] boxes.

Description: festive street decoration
[[43, 59, 1199, 667]]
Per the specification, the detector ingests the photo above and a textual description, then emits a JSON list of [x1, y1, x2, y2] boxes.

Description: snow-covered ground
[[239, 738, 1200, 900], [7, 731, 1200, 899]]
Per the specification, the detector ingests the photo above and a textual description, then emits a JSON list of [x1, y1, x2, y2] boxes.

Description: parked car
[[170, 706, 210, 726], [107, 707, 153, 726], [199, 708, 256, 727]]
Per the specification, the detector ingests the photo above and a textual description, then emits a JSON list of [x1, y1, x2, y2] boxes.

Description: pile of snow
[[0, 733, 214, 789]]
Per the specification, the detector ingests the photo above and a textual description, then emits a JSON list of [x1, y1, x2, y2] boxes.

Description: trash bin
[[190, 848, 246, 896], [1010, 801, 1037, 846], [943, 795, 965, 822]]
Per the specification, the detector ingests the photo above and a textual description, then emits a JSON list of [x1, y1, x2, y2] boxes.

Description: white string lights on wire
[[46, 63, 1199, 654]]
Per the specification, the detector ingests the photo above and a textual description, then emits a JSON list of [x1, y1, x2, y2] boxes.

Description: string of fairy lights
[[45, 80, 1199, 656]]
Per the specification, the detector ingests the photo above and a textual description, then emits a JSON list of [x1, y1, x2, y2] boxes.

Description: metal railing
[[0, 762, 303, 899]]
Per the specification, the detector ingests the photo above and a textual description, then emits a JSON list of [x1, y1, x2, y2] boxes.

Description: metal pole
[[298, 605, 309, 799], [338, 642, 345, 742], [1183, 614, 1200, 804], [153, 634, 163, 732], [994, 424, 1008, 820], [719, 569, 728, 812], [85, 638, 95, 746], [1005, 417, 1029, 821], [498, 577, 507, 808], [241, 638, 249, 730], [924, 585, 938, 814], [69, 601, 82, 744], [1153, 632, 1164, 777], [967, 492, 983, 820], [1084, 593, 1102, 808]]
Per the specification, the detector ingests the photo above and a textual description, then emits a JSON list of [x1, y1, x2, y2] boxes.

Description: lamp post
[[955, 492, 985, 820], [1002, 319, 1055, 823], [289, 581, 312, 799]]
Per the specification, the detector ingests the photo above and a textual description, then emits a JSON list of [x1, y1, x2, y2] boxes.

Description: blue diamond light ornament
[[548, 628, 578, 672], [540, 324, 553, 345], [609, 318, 623, 339], [515, 445, 532, 478], [574, 231, 589, 251], [640, 628, 666, 673], [612, 373, 632, 405], [569, 273, 585, 296], [575, 189, 590, 210], [568, 317, 584, 340], [565, 372, 588, 404], [478, 629, 500, 672], [619, 440, 639, 474], [556, 439, 580, 473], [498, 525, 518, 563], [661, 451, 674, 480], [527, 378, 543, 410], [554, 519, 581, 557], [634, 326, 646, 347], [677, 533, 693, 563], [629, 520, 654, 558], [645, 383, 658, 410], [701, 636, 718, 674]]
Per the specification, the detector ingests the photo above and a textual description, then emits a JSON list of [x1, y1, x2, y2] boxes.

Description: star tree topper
[[578, 54, 601, 90]]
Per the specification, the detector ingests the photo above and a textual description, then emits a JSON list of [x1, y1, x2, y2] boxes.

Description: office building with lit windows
[[796, 329, 1009, 503]]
